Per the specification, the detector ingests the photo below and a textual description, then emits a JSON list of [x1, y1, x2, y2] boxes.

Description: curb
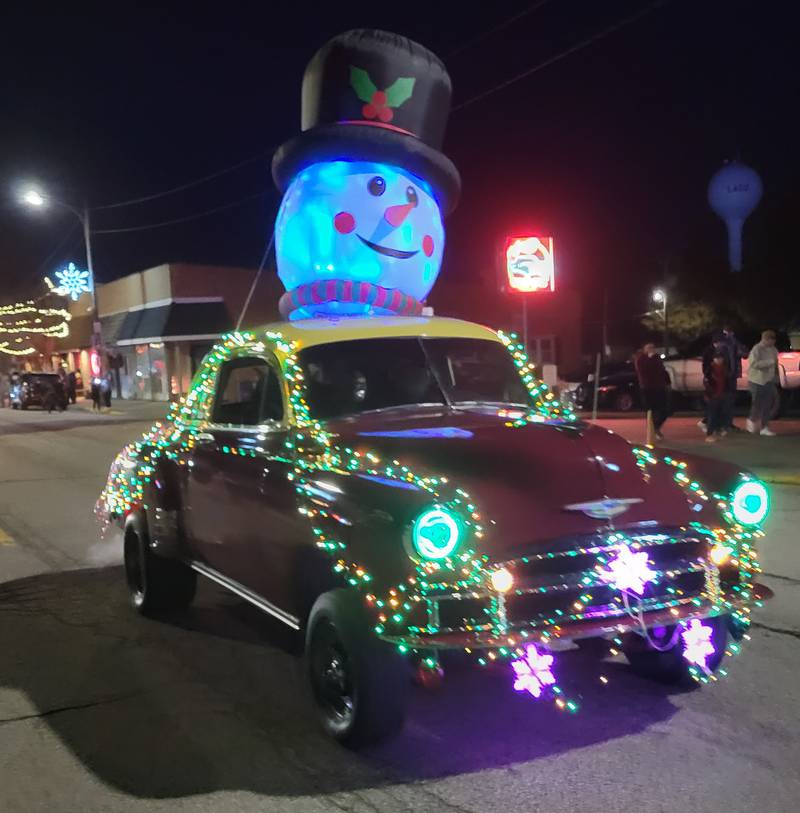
[[755, 471, 800, 486]]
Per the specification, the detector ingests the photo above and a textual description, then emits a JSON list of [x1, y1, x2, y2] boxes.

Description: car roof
[[253, 316, 504, 351]]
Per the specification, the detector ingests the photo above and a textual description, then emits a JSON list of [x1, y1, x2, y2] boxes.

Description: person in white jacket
[[746, 330, 780, 436]]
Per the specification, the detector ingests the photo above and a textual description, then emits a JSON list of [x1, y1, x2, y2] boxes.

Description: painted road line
[[0, 527, 15, 546]]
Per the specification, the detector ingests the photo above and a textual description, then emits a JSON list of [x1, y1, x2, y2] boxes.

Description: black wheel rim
[[311, 622, 355, 731]]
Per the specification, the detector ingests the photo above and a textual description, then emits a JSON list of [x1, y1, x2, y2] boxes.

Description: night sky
[[1, 0, 797, 342]]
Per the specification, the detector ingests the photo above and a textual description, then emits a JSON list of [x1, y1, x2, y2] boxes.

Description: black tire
[[622, 616, 728, 685], [615, 390, 635, 412], [11, 403, 19, 410], [306, 589, 407, 746], [124, 514, 196, 615]]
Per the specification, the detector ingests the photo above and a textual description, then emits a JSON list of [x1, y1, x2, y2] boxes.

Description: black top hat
[[272, 29, 461, 214]]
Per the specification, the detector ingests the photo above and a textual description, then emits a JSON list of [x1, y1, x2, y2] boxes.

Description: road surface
[[1, 404, 799, 812]]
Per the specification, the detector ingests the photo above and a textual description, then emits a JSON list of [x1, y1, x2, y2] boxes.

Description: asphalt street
[[1, 403, 799, 813]]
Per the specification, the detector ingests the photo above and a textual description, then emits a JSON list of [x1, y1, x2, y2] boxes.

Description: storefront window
[[149, 342, 168, 401], [134, 345, 151, 399]]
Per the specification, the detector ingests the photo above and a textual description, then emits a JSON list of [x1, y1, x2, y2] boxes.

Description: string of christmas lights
[[0, 300, 71, 356]]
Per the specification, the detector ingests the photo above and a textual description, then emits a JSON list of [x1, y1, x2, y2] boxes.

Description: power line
[[92, 148, 274, 211], [447, 0, 553, 59], [92, 190, 271, 234], [452, 0, 669, 112]]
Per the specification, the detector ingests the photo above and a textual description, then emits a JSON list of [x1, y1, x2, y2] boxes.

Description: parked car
[[666, 352, 800, 394], [9, 372, 68, 411], [98, 317, 770, 745], [565, 361, 641, 412]]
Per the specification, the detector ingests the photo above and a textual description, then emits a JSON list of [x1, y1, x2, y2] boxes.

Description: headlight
[[412, 506, 461, 560], [731, 480, 770, 526]]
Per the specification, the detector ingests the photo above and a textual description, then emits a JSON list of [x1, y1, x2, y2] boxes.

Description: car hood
[[327, 406, 701, 557]]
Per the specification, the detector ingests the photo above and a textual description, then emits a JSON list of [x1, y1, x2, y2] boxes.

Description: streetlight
[[652, 288, 668, 356], [19, 185, 103, 374], [21, 189, 46, 207]]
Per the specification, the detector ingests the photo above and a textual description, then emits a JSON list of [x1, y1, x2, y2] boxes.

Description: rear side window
[[212, 357, 283, 426]]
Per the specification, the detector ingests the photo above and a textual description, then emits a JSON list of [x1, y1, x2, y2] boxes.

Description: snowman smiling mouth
[[357, 234, 418, 259]]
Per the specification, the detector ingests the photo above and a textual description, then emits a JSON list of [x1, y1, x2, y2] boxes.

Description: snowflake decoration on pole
[[600, 546, 655, 595], [510, 643, 556, 698], [681, 619, 715, 669], [52, 262, 92, 301]]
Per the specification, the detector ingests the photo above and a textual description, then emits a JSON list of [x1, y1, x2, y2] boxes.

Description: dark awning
[[115, 301, 232, 345]]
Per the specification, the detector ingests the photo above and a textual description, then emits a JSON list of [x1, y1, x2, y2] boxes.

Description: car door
[[183, 352, 304, 620]]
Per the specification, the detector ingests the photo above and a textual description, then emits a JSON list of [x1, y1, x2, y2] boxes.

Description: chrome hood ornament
[[564, 497, 643, 520]]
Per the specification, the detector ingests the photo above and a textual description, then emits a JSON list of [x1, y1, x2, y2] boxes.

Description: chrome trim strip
[[190, 561, 301, 630]]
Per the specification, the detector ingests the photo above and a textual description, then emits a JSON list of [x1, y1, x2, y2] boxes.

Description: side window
[[212, 357, 283, 426]]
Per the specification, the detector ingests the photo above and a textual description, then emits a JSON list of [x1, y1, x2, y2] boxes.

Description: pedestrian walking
[[721, 325, 743, 430], [746, 330, 779, 436], [635, 342, 671, 440], [102, 372, 112, 410], [90, 378, 101, 411], [67, 370, 77, 404], [704, 352, 729, 443]]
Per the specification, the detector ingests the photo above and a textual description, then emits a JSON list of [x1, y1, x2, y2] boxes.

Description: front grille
[[427, 528, 716, 635], [504, 570, 706, 626]]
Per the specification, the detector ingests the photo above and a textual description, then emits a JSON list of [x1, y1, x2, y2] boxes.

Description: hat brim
[[272, 123, 461, 215]]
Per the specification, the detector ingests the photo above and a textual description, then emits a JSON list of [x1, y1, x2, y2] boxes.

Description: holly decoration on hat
[[350, 66, 415, 123]]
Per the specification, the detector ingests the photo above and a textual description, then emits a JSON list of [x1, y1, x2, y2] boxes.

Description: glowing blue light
[[275, 161, 444, 319], [54, 262, 91, 301], [358, 427, 473, 439], [731, 480, 769, 526], [412, 506, 461, 559]]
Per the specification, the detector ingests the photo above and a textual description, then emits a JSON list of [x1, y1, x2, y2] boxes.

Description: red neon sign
[[505, 236, 555, 293], [90, 350, 101, 378]]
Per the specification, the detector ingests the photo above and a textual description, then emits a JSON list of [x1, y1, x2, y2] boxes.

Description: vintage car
[[97, 317, 771, 745]]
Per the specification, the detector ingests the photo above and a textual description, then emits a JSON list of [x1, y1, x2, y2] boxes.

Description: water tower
[[708, 161, 762, 272]]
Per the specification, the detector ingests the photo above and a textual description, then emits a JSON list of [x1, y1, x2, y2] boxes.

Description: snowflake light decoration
[[600, 545, 655, 595], [510, 643, 556, 698], [53, 262, 91, 301], [681, 619, 715, 669]]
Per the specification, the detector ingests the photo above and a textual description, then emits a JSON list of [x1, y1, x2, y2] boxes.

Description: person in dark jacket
[[635, 342, 671, 439], [704, 352, 729, 443]]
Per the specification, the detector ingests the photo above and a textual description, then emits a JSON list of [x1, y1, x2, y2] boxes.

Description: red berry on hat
[[334, 211, 356, 234], [362, 103, 377, 119], [378, 107, 393, 122], [372, 91, 387, 106]]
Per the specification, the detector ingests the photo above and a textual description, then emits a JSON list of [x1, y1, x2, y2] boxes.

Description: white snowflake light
[[681, 619, 715, 669], [54, 262, 92, 301], [510, 643, 556, 698], [600, 546, 655, 595]]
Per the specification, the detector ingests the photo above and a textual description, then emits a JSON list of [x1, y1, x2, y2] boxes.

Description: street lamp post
[[652, 288, 668, 355], [20, 188, 103, 374]]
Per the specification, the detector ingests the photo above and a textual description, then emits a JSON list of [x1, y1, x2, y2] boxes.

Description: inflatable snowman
[[272, 29, 460, 319]]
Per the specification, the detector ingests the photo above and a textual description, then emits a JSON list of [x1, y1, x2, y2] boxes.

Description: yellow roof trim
[[253, 316, 503, 351]]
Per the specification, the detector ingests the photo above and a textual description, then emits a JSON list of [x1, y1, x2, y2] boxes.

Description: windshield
[[298, 337, 531, 420]]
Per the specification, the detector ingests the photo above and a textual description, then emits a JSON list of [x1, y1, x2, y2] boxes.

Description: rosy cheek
[[334, 212, 356, 234], [422, 235, 434, 257]]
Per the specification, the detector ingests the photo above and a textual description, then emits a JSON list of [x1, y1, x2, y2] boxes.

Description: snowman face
[[275, 161, 445, 318]]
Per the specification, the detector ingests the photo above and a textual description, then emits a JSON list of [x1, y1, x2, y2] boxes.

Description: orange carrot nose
[[384, 202, 415, 227]]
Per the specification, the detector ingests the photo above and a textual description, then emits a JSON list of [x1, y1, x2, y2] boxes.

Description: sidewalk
[[0, 398, 169, 434], [593, 415, 800, 484], [67, 398, 169, 421]]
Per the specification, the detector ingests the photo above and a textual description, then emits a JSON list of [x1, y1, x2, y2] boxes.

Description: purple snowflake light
[[601, 546, 655, 595], [681, 619, 715, 669], [510, 643, 556, 698]]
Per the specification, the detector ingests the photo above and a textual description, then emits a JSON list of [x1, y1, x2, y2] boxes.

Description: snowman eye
[[406, 186, 418, 206], [368, 176, 386, 196]]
